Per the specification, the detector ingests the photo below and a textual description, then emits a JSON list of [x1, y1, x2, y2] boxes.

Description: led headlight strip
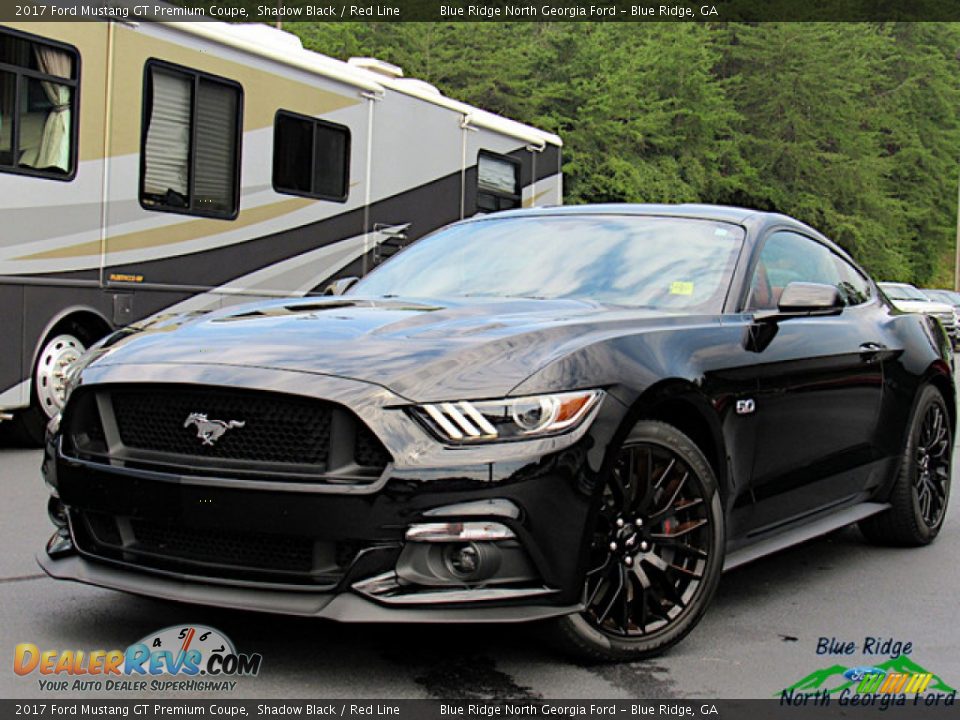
[[415, 389, 604, 444]]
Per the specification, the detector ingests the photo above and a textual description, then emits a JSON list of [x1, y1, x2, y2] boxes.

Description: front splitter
[[37, 553, 581, 623]]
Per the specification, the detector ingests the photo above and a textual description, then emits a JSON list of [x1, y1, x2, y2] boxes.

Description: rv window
[[273, 110, 349, 202], [0, 28, 78, 180], [477, 152, 521, 213], [140, 61, 242, 219]]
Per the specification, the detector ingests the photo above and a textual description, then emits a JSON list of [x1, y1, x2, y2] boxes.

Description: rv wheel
[[7, 331, 87, 447]]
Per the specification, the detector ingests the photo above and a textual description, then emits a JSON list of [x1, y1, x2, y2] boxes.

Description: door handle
[[859, 342, 887, 360]]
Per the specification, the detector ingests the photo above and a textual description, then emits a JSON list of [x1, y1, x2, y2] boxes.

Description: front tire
[[551, 420, 725, 662], [859, 384, 952, 546]]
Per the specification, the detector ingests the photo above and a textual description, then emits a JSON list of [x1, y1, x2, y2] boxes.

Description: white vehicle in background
[[923, 287, 960, 312], [878, 282, 959, 349], [0, 19, 563, 444]]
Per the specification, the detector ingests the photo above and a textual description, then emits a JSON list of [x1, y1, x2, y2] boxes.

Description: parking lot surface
[[1, 442, 957, 700]]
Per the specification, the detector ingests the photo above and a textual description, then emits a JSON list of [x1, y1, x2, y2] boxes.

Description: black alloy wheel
[[552, 420, 724, 661], [914, 399, 950, 529], [860, 384, 953, 546]]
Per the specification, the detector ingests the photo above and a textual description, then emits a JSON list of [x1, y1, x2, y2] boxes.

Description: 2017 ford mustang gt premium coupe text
[[39, 205, 953, 661]]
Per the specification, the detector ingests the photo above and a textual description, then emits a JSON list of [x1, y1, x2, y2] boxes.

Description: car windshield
[[880, 283, 928, 301], [352, 215, 745, 313]]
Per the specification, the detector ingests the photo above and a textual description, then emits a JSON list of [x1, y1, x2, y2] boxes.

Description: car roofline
[[461, 203, 762, 226]]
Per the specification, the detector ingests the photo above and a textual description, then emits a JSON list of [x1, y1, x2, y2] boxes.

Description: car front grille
[[64, 384, 391, 480], [934, 312, 956, 329], [355, 424, 392, 468], [72, 510, 361, 586], [129, 517, 313, 573], [112, 386, 334, 466]]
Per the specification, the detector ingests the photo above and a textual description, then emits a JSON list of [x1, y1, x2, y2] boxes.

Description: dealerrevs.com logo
[[14, 624, 262, 693]]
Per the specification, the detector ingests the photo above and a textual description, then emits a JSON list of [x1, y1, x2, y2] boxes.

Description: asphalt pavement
[[0, 441, 957, 700]]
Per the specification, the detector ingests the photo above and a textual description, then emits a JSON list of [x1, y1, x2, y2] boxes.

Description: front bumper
[[36, 553, 580, 622], [40, 363, 622, 622]]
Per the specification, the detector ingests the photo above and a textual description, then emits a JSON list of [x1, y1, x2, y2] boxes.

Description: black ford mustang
[[40, 205, 953, 661]]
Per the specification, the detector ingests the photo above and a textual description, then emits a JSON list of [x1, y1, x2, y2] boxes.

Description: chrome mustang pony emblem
[[183, 412, 245, 446]]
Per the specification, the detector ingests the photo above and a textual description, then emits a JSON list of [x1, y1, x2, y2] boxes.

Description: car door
[[743, 230, 886, 532]]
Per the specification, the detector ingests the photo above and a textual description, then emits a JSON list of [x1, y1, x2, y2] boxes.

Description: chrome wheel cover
[[35, 334, 85, 417]]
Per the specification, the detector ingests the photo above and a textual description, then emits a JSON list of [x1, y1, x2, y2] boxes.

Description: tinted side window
[[832, 254, 872, 306], [140, 61, 242, 219], [477, 151, 520, 212], [0, 28, 79, 180], [273, 110, 349, 202], [747, 231, 840, 310]]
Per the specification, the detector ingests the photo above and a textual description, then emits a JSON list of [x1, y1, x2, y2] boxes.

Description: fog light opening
[[445, 543, 481, 579], [438, 541, 504, 583]]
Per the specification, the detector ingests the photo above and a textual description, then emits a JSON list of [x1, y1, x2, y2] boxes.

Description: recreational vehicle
[[0, 20, 563, 444]]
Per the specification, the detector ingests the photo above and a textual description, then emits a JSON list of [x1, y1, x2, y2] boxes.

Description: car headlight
[[411, 389, 604, 444]]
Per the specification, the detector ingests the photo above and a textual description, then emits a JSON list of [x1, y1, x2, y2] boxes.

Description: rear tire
[[7, 328, 89, 447], [550, 420, 725, 662], [859, 385, 952, 546]]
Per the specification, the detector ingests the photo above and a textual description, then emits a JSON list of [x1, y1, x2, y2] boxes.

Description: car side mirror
[[745, 282, 843, 353], [754, 282, 843, 323], [323, 277, 359, 296]]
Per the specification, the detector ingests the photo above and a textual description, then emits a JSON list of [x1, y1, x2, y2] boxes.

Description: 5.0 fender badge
[[184, 413, 246, 446], [735, 399, 756, 415]]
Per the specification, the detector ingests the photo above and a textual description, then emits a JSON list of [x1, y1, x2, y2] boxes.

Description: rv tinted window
[[477, 152, 520, 212], [0, 28, 78, 180], [140, 61, 242, 219], [273, 110, 349, 202]]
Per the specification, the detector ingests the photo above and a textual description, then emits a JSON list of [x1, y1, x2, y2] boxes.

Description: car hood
[[86, 296, 702, 401], [888, 299, 955, 315]]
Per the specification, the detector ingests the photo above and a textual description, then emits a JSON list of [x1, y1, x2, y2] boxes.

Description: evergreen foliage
[[289, 22, 960, 285]]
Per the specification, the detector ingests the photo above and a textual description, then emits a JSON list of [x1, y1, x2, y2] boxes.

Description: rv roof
[[376, 76, 563, 148], [163, 21, 561, 148], [218, 22, 304, 53]]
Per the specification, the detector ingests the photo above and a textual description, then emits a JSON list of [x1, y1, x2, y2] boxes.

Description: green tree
[[876, 23, 960, 285], [288, 21, 960, 285]]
